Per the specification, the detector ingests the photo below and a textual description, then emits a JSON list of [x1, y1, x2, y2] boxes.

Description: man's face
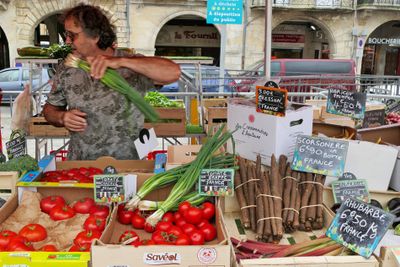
[[64, 17, 99, 58]]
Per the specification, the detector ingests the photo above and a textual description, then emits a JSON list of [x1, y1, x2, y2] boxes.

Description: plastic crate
[[50, 150, 69, 162]]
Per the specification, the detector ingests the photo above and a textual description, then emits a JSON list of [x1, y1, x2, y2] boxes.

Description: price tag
[[326, 198, 394, 258], [362, 109, 385, 128], [332, 179, 369, 203], [291, 135, 349, 177], [326, 88, 366, 119], [94, 174, 125, 203], [385, 99, 400, 114], [198, 169, 234, 197], [255, 85, 287, 116], [6, 135, 26, 160]]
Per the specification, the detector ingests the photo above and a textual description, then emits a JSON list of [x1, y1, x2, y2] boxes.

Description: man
[[43, 4, 180, 160]]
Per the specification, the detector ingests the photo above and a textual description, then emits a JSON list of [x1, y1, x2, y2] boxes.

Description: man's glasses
[[63, 30, 83, 41]]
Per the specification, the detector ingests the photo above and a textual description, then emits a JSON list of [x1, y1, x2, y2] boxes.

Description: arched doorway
[[33, 14, 64, 47], [361, 21, 400, 75], [272, 21, 332, 59], [0, 27, 9, 69], [155, 15, 221, 65]]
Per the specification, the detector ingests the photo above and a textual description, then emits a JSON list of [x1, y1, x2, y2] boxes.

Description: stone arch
[[15, 0, 128, 46], [272, 15, 337, 57]]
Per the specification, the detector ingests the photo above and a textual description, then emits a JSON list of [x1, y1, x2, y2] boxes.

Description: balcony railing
[[357, 0, 400, 8], [251, 0, 354, 9]]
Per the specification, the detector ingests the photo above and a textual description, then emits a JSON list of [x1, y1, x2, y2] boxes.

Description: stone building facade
[[1, 0, 400, 75]]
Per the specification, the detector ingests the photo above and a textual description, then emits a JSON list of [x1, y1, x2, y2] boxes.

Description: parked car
[[231, 58, 356, 92], [0, 67, 54, 103], [159, 64, 234, 93]]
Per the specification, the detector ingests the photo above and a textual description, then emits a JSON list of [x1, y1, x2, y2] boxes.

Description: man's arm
[[43, 103, 87, 132], [87, 55, 181, 84]]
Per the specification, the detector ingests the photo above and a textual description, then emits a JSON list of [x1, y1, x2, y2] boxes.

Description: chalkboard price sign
[[198, 169, 234, 196], [327, 88, 366, 119], [332, 179, 369, 203], [362, 109, 385, 128], [255, 86, 287, 116], [94, 175, 125, 203], [385, 99, 400, 114], [291, 135, 349, 177], [6, 135, 26, 160], [326, 198, 394, 258]]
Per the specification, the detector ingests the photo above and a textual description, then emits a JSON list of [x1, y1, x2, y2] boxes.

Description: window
[[0, 70, 19, 82]]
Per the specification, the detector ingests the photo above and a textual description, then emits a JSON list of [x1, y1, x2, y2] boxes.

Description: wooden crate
[[203, 99, 227, 134], [144, 107, 186, 137], [28, 117, 69, 137]]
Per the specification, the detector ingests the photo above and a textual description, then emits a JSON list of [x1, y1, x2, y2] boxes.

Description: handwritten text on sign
[[6, 135, 26, 159], [94, 175, 124, 203], [332, 179, 369, 204], [327, 88, 366, 119], [256, 86, 287, 116], [199, 169, 234, 196], [291, 135, 348, 177], [326, 198, 394, 258]]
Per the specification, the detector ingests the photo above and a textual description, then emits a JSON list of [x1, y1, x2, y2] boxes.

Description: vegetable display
[[0, 155, 38, 174], [144, 91, 184, 108], [65, 54, 159, 122]]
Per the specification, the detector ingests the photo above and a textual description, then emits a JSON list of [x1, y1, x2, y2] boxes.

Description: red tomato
[[198, 223, 217, 241], [73, 197, 95, 214], [0, 230, 17, 248], [151, 230, 171, 245], [181, 223, 197, 236], [175, 234, 191, 245], [83, 215, 106, 232], [144, 223, 155, 233], [184, 206, 203, 225], [155, 221, 172, 232], [88, 167, 103, 175], [168, 226, 183, 238], [196, 219, 210, 229], [178, 201, 191, 216], [173, 211, 183, 223], [131, 214, 145, 229], [50, 205, 76, 221], [19, 224, 47, 242], [175, 218, 187, 229], [39, 244, 58, 251], [40, 196, 66, 214], [161, 212, 174, 223], [73, 230, 102, 246], [200, 202, 215, 221], [89, 205, 110, 218], [118, 230, 139, 244], [117, 208, 135, 225], [69, 244, 90, 252], [7, 236, 34, 251], [188, 230, 205, 245]]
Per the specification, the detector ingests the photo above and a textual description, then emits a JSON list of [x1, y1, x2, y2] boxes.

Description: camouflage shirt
[[47, 50, 153, 160]]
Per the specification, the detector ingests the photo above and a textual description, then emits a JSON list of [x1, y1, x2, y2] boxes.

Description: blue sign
[[207, 0, 243, 25]]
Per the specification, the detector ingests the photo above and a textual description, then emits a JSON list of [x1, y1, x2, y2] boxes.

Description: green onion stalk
[[126, 153, 235, 209], [65, 54, 159, 122], [138, 191, 209, 211], [146, 124, 235, 226]]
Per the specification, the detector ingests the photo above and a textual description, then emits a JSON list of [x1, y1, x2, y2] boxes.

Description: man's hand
[[62, 109, 87, 132], [87, 55, 120, 79]]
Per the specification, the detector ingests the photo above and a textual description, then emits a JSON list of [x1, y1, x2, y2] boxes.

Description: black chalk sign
[[332, 179, 369, 203], [94, 175, 125, 203], [291, 135, 349, 177], [327, 88, 366, 119], [198, 169, 234, 197], [385, 99, 400, 114], [255, 86, 287, 116], [6, 135, 26, 160], [326, 198, 394, 258], [362, 109, 385, 128]]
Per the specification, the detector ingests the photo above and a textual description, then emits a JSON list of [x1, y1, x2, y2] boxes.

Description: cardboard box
[[313, 121, 357, 140], [221, 196, 379, 267], [92, 187, 230, 266], [144, 107, 186, 137], [227, 98, 313, 165], [18, 156, 154, 188], [357, 124, 400, 191], [325, 140, 398, 191], [0, 186, 95, 267], [28, 116, 69, 137], [166, 144, 201, 170], [380, 246, 400, 267]]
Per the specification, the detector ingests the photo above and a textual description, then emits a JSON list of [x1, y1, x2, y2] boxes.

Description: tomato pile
[[117, 201, 217, 246], [386, 112, 400, 124], [0, 195, 110, 252], [39, 167, 103, 183]]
